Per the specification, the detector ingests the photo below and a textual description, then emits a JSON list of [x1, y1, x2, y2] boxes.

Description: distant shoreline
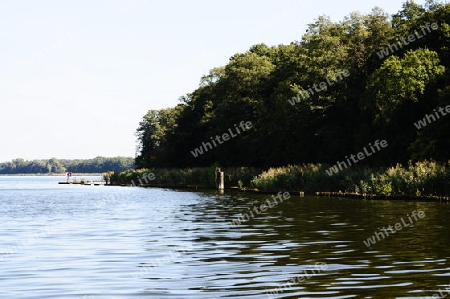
[[0, 173, 103, 177]]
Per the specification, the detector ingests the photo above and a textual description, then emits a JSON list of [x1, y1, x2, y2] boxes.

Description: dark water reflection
[[0, 177, 449, 298], [187, 193, 450, 298]]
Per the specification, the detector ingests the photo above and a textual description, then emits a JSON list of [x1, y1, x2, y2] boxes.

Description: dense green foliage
[[135, 1, 450, 170], [0, 157, 134, 174]]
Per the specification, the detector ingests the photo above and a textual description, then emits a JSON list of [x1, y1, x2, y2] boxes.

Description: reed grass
[[251, 160, 450, 196], [105, 160, 450, 197], [105, 166, 262, 189]]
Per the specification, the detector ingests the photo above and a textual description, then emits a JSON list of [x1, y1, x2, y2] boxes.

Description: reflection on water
[[0, 176, 449, 298]]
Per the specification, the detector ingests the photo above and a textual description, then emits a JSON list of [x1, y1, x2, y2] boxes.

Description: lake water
[[1, 176, 450, 299]]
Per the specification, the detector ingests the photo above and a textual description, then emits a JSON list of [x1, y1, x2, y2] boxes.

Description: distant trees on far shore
[[0, 157, 135, 174]]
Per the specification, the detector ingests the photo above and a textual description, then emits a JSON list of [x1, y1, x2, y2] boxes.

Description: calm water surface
[[1, 176, 450, 299]]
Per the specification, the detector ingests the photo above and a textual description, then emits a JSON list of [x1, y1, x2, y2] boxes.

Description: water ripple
[[1, 177, 450, 298]]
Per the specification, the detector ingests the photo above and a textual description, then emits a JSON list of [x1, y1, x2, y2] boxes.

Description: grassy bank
[[103, 166, 262, 189], [251, 161, 450, 197], [104, 160, 450, 199]]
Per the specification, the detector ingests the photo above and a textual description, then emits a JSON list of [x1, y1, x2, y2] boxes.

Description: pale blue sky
[[0, 0, 426, 161]]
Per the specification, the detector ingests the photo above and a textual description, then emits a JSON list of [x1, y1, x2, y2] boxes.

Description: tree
[[366, 49, 445, 121], [131, 2, 450, 168], [135, 107, 182, 168]]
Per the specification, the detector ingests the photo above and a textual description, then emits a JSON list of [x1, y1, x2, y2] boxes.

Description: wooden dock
[[58, 180, 106, 186]]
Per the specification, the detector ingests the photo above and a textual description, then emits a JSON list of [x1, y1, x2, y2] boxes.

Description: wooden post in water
[[215, 168, 224, 190]]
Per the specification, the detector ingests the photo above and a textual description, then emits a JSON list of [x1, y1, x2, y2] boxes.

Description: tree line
[[0, 157, 135, 174], [136, 1, 450, 169]]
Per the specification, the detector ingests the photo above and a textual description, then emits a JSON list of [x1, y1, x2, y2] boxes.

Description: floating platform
[[58, 180, 106, 186]]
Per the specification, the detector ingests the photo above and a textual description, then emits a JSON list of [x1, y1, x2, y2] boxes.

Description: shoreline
[[314, 191, 449, 202], [109, 183, 450, 203], [105, 162, 450, 203]]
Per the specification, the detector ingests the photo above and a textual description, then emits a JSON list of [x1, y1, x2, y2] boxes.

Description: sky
[[0, 0, 428, 162]]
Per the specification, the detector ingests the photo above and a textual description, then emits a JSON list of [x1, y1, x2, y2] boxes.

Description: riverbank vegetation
[[126, 1, 450, 197], [252, 160, 450, 196], [104, 166, 262, 189], [105, 160, 450, 198]]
